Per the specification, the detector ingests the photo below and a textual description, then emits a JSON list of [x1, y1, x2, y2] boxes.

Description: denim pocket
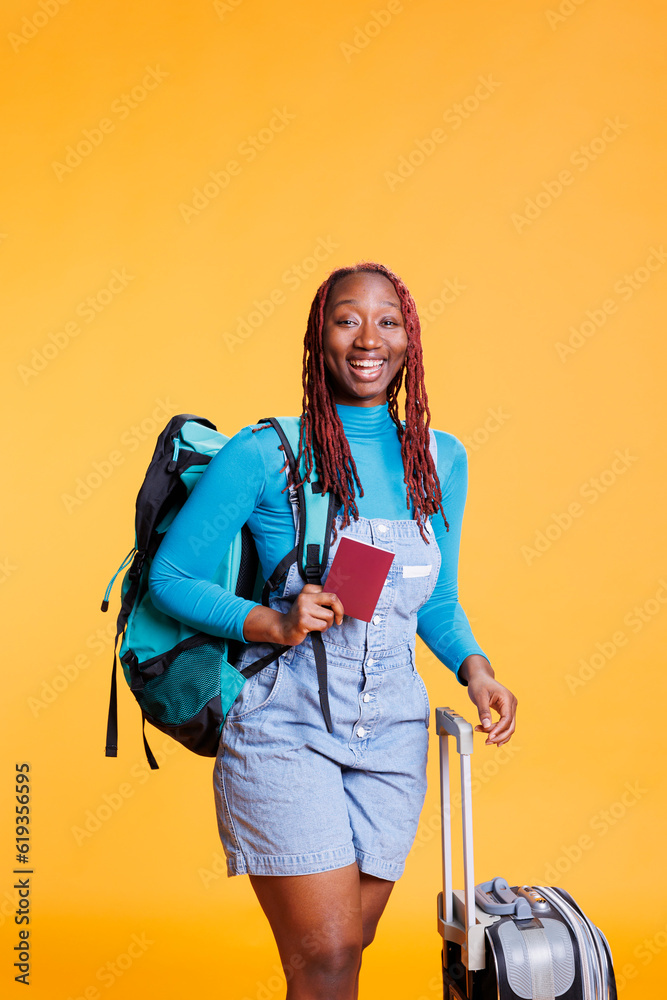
[[226, 663, 283, 721]]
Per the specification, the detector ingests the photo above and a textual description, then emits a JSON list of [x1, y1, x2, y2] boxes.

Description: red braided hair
[[295, 261, 447, 539]]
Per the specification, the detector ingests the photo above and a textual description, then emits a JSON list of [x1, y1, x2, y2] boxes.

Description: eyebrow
[[331, 298, 401, 309]]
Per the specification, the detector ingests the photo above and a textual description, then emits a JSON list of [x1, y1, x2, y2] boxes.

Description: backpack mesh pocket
[[139, 641, 228, 726]]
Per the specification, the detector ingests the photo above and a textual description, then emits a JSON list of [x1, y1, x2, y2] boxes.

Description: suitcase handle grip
[[475, 877, 532, 918], [436, 706, 474, 755]]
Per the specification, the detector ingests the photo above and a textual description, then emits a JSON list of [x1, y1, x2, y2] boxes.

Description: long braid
[[295, 262, 447, 538], [297, 274, 364, 526]]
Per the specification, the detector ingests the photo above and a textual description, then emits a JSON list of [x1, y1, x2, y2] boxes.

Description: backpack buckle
[[304, 543, 322, 585]]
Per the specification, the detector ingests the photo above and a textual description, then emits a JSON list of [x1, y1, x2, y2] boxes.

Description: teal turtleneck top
[[148, 403, 487, 680]]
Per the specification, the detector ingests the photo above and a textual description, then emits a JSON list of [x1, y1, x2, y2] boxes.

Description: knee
[[298, 938, 362, 991], [361, 921, 377, 951]]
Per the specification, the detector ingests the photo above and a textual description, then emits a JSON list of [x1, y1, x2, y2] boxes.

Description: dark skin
[[242, 272, 517, 998]]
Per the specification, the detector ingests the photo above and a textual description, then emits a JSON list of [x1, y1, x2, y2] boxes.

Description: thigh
[[249, 863, 364, 972], [216, 739, 357, 876], [358, 871, 395, 948], [248, 866, 396, 962]]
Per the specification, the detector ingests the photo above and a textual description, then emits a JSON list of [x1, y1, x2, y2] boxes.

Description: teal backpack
[[101, 413, 338, 769]]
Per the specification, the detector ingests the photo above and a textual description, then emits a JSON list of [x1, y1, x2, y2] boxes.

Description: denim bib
[[216, 513, 441, 879]]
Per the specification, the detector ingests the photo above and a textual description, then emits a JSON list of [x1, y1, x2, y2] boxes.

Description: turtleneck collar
[[335, 402, 396, 439]]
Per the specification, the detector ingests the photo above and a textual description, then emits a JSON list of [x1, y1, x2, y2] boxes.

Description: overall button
[[366, 657, 376, 666], [376, 523, 388, 534], [363, 693, 371, 703], [356, 727, 367, 738], [372, 615, 381, 626]]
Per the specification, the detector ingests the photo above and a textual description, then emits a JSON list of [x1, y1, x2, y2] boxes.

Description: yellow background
[[2, 0, 666, 997]]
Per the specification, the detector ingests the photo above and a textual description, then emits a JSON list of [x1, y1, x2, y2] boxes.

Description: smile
[[348, 359, 385, 370]]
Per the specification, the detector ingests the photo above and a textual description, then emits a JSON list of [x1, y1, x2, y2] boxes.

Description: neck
[[335, 401, 396, 438]]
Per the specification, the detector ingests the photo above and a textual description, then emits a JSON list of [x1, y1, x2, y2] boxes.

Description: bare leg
[[249, 863, 395, 1000], [353, 871, 395, 999]]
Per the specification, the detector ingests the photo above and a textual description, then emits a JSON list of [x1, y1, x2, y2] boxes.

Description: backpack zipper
[[101, 547, 136, 611]]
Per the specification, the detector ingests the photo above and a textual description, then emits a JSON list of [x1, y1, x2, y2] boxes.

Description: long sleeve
[[148, 407, 489, 676], [417, 433, 489, 682], [147, 426, 267, 642]]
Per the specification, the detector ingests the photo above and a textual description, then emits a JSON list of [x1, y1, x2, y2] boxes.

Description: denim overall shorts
[[213, 513, 441, 880]]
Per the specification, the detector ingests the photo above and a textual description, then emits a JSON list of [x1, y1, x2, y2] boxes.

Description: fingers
[[473, 687, 493, 739], [299, 587, 345, 625], [469, 680, 518, 746], [317, 591, 345, 625], [305, 592, 345, 629], [282, 588, 345, 644], [490, 686, 518, 743], [484, 691, 518, 745], [306, 601, 336, 630]]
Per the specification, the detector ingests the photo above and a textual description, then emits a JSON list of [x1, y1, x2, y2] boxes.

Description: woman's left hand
[[458, 654, 517, 746]]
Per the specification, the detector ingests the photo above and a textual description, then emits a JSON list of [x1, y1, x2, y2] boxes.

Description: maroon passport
[[324, 537, 395, 622]]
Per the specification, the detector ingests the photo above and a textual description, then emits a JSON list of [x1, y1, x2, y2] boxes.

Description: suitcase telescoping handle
[[436, 707, 476, 936]]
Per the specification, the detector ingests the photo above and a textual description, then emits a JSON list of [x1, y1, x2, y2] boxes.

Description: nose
[[354, 318, 383, 349]]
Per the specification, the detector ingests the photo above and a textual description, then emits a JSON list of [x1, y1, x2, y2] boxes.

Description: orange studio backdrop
[[2, 1, 666, 997]]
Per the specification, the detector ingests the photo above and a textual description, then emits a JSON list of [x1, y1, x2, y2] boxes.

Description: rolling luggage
[[435, 707, 616, 1000]]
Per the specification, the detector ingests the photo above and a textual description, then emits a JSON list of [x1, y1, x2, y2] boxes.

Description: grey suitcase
[[435, 707, 617, 1000]]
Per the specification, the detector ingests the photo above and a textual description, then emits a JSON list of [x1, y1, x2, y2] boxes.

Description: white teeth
[[349, 359, 384, 368]]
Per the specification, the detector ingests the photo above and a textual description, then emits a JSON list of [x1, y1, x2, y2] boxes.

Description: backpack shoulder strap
[[259, 417, 339, 588], [259, 417, 336, 735]]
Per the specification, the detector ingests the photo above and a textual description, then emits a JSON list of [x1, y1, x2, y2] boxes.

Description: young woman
[[149, 262, 517, 999]]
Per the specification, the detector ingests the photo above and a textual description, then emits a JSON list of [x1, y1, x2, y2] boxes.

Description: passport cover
[[324, 536, 395, 622]]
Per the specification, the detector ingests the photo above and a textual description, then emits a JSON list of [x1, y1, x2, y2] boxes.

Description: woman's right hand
[[242, 584, 345, 647]]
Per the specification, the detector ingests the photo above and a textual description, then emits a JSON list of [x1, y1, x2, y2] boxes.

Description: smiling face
[[321, 271, 408, 407]]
